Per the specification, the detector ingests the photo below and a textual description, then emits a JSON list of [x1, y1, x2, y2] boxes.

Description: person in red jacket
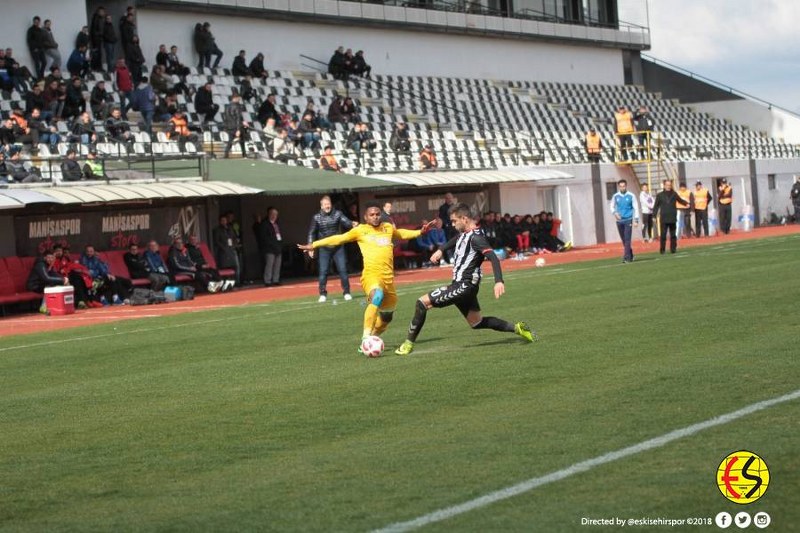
[[114, 58, 133, 119]]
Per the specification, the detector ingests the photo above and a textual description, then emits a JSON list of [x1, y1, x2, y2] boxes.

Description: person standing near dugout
[[692, 181, 713, 237], [652, 179, 689, 254], [394, 203, 535, 356], [717, 179, 733, 234], [307, 195, 358, 303]]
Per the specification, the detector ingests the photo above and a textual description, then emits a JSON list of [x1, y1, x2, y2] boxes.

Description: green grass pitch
[[1, 235, 798, 532]]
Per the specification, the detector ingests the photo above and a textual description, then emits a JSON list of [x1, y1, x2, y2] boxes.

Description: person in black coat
[[89, 7, 106, 71], [249, 53, 267, 79], [194, 81, 219, 122], [102, 14, 118, 72], [328, 46, 347, 80], [652, 179, 690, 254], [258, 207, 283, 286], [257, 93, 280, 126], [211, 214, 240, 285], [231, 50, 250, 77], [26, 251, 67, 293]]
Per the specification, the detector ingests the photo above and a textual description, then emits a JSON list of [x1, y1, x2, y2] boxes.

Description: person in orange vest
[[691, 181, 713, 237], [585, 126, 602, 163], [676, 182, 693, 238], [613, 105, 634, 161], [168, 109, 198, 151], [717, 178, 733, 234], [420, 144, 438, 170], [319, 144, 342, 173]]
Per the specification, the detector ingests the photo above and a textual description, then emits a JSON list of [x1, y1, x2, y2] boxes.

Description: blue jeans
[[317, 246, 350, 296], [616, 220, 634, 262], [41, 132, 59, 148]]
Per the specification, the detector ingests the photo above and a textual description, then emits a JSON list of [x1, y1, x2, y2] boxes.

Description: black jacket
[[791, 182, 800, 206], [61, 159, 84, 181], [232, 56, 250, 77], [308, 209, 354, 244], [194, 88, 215, 114], [124, 251, 149, 279], [169, 246, 196, 274], [26, 257, 64, 292], [652, 190, 689, 224], [257, 100, 280, 124], [258, 219, 283, 255], [212, 224, 238, 269]]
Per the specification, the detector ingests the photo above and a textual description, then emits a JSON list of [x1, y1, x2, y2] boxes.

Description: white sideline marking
[[373, 388, 800, 533]]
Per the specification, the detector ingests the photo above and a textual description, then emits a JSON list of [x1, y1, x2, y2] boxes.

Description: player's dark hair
[[449, 202, 475, 220], [364, 201, 382, 211]]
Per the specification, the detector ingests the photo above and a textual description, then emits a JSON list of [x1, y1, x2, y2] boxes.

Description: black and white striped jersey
[[451, 228, 494, 284]]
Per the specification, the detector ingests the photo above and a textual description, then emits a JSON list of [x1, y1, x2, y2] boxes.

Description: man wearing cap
[[585, 126, 602, 163], [60, 149, 84, 181], [717, 179, 733, 234], [691, 181, 712, 237]]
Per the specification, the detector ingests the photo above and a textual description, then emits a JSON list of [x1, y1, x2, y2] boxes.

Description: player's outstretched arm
[[494, 281, 505, 299]]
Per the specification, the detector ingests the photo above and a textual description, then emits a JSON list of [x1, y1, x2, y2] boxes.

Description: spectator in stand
[[639, 183, 655, 242], [262, 117, 278, 140], [304, 102, 331, 130], [70, 111, 98, 146], [239, 75, 256, 103], [340, 97, 358, 123], [126, 36, 145, 84], [328, 46, 347, 80], [4, 151, 42, 183], [202, 23, 223, 70], [75, 26, 90, 51], [249, 52, 268, 79], [27, 107, 60, 151], [45, 66, 63, 87], [42, 19, 62, 73], [130, 76, 155, 132], [102, 14, 117, 72], [90, 80, 111, 119], [83, 150, 107, 180], [149, 64, 169, 95], [61, 148, 84, 181], [143, 240, 174, 287], [286, 117, 303, 147], [89, 6, 106, 71], [389, 122, 411, 152], [585, 126, 602, 163], [168, 109, 198, 151], [193, 23, 209, 71], [652, 179, 688, 254], [212, 214, 240, 286], [168, 236, 218, 293], [634, 105, 655, 159], [0, 119, 21, 154], [124, 242, 169, 291], [0, 58, 14, 92], [347, 122, 377, 157], [272, 127, 300, 162], [63, 77, 86, 120], [154, 92, 177, 122], [106, 107, 133, 145], [81, 245, 132, 305], [195, 81, 219, 122], [3, 49, 30, 93], [222, 93, 250, 159], [66, 46, 90, 78], [26, 250, 68, 308], [25, 83, 48, 118], [186, 234, 226, 292], [420, 144, 438, 170], [257, 93, 281, 126], [343, 49, 356, 77], [114, 58, 133, 119], [43, 79, 67, 120], [257, 207, 283, 286], [231, 50, 250, 77], [166, 46, 190, 76], [27, 16, 47, 80], [319, 145, 342, 172], [352, 50, 371, 78], [298, 112, 322, 149], [119, 11, 137, 62], [155, 44, 169, 69], [613, 105, 635, 162]]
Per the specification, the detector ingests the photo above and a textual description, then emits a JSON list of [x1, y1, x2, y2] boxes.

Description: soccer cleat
[[394, 340, 415, 356], [343, 293, 353, 301], [318, 295, 327, 303], [514, 322, 537, 343]]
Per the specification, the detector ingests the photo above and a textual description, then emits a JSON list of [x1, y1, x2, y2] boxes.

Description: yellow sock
[[363, 304, 379, 337]]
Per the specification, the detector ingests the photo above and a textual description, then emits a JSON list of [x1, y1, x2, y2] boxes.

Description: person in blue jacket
[[609, 179, 640, 263]]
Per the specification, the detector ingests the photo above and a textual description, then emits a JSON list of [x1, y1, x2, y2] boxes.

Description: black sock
[[472, 316, 515, 332], [407, 300, 427, 342]]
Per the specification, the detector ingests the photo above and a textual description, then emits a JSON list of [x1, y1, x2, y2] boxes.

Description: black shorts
[[428, 280, 480, 317]]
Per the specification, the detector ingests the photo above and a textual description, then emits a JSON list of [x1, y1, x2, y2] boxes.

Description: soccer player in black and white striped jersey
[[395, 203, 536, 355]]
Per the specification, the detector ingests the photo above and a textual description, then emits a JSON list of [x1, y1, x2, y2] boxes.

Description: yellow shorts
[[361, 277, 397, 311]]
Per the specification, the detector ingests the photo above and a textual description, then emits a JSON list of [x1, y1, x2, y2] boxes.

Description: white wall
[[136, 8, 625, 84], [690, 100, 800, 145], [0, 0, 87, 75], [755, 159, 800, 223]]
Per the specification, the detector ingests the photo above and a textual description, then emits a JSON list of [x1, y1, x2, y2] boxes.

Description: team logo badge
[[716, 450, 770, 504]]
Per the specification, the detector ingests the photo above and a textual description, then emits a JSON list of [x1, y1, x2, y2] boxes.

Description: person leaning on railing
[[633, 105, 654, 159], [613, 105, 634, 161], [585, 126, 601, 163]]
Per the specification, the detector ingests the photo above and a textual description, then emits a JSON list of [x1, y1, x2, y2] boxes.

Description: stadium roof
[[209, 160, 574, 194], [0, 181, 259, 210]]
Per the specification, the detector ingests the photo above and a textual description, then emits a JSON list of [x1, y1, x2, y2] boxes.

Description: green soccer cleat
[[515, 322, 537, 342], [394, 340, 415, 356]]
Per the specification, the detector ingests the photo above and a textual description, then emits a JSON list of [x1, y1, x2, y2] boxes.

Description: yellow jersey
[[312, 223, 421, 281]]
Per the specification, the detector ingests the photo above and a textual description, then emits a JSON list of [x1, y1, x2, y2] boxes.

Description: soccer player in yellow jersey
[[299, 202, 435, 350]]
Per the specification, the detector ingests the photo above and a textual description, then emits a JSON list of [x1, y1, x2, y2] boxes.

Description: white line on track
[[373, 388, 800, 533]]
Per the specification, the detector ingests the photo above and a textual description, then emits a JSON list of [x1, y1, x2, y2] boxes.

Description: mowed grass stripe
[[0, 235, 797, 531]]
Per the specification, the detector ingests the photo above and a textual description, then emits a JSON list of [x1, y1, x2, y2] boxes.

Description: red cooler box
[[44, 286, 75, 315]]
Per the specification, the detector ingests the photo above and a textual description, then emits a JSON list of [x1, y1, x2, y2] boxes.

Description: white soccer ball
[[535, 257, 546, 268], [361, 335, 385, 358]]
